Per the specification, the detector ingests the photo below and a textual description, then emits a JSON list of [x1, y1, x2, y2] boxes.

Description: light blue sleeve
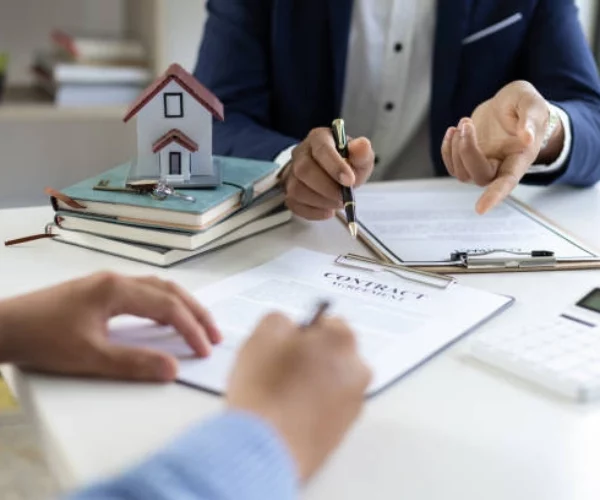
[[64, 410, 298, 500]]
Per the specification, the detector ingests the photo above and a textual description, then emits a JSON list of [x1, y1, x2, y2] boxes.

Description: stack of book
[[32, 29, 152, 107], [44, 157, 292, 267]]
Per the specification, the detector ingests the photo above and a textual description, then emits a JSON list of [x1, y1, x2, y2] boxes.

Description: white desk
[[2, 179, 600, 500]]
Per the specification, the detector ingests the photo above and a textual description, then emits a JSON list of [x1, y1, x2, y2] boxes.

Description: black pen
[[331, 118, 358, 238], [301, 300, 331, 329]]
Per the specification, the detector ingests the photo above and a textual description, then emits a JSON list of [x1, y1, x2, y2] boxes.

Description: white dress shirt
[[340, 0, 436, 180], [276, 0, 571, 181]]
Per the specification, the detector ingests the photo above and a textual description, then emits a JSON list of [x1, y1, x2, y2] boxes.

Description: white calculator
[[469, 288, 600, 402]]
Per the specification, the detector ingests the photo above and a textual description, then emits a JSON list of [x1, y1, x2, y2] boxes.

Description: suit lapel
[[327, 0, 354, 116], [430, 0, 474, 173], [431, 0, 474, 121]]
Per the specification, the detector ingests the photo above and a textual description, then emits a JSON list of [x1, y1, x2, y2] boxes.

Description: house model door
[[169, 152, 182, 175], [159, 143, 191, 181]]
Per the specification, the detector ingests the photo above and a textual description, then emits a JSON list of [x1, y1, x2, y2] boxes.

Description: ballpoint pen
[[331, 118, 358, 238], [301, 300, 331, 329]]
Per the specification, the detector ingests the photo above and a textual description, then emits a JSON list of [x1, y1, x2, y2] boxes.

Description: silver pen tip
[[349, 222, 358, 238]]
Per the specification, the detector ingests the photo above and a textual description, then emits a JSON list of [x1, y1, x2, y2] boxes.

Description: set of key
[[93, 179, 196, 202]]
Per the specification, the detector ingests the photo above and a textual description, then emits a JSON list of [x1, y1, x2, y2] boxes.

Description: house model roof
[[123, 63, 225, 123], [152, 128, 199, 153]]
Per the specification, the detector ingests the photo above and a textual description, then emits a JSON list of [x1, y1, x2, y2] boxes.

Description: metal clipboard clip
[[335, 254, 456, 290], [451, 249, 556, 269]]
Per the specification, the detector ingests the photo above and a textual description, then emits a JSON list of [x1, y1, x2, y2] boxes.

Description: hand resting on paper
[[280, 128, 375, 220], [0, 272, 221, 381], [227, 312, 372, 481]]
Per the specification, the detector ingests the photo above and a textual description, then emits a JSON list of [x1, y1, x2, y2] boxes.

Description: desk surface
[[2, 178, 600, 500]]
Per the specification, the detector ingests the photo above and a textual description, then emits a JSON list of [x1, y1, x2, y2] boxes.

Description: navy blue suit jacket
[[194, 0, 600, 186]]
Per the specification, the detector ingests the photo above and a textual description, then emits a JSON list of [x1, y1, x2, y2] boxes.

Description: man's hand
[[282, 128, 375, 220], [441, 80, 564, 214], [227, 312, 371, 481], [0, 273, 221, 381]]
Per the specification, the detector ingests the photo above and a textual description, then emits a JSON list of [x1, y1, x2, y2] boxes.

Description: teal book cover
[[54, 188, 285, 234], [55, 156, 280, 215]]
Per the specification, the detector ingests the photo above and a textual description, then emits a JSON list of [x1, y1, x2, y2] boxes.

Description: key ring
[[152, 180, 196, 202]]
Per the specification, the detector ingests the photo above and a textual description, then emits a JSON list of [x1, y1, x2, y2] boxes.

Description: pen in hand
[[301, 300, 331, 329], [331, 119, 358, 238]]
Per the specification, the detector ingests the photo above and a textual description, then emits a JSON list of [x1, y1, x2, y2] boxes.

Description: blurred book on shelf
[[51, 29, 148, 65], [30, 29, 151, 107]]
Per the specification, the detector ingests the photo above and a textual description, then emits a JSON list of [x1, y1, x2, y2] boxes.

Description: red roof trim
[[123, 63, 224, 123], [152, 128, 199, 153]]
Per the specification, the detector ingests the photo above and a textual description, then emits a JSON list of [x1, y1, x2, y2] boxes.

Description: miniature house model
[[123, 63, 225, 187]]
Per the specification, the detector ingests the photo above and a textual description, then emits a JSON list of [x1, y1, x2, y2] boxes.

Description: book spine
[[51, 29, 79, 58]]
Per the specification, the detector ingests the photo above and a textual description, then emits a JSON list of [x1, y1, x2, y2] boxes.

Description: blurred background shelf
[[0, 87, 127, 121], [0, 0, 206, 208]]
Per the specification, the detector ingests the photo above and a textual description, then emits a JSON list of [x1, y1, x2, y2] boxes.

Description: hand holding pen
[[228, 301, 371, 481], [279, 125, 375, 222]]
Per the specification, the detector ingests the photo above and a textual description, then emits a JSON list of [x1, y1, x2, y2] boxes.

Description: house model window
[[164, 92, 183, 118]]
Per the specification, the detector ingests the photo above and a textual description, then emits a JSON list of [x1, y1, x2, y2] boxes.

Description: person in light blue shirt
[[0, 272, 371, 500]]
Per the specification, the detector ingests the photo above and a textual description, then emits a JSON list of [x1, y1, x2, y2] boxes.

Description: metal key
[[93, 179, 157, 194], [93, 179, 195, 203]]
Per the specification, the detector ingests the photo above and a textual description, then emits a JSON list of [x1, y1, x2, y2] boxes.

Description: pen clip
[[331, 118, 349, 157], [335, 254, 456, 290]]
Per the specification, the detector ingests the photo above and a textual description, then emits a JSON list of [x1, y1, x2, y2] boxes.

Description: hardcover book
[[47, 206, 293, 267]]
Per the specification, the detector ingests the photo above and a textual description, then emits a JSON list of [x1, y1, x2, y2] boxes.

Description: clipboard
[[337, 194, 600, 275]]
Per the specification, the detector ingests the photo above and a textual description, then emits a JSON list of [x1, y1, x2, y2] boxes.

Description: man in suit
[[194, 0, 600, 217]]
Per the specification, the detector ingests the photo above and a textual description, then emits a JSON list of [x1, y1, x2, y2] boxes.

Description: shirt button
[[385, 102, 395, 111], [394, 42, 403, 53]]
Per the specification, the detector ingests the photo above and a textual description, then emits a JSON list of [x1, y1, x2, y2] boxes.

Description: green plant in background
[[0, 53, 8, 74]]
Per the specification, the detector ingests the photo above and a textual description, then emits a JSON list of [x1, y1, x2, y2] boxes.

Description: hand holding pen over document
[[227, 304, 372, 481], [279, 122, 374, 222]]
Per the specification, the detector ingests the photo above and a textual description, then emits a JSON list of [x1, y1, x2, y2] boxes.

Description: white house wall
[[135, 80, 213, 176]]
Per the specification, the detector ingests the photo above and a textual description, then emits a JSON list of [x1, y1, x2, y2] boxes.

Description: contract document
[[354, 187, 597, 263], [110, 248, 513, 396]]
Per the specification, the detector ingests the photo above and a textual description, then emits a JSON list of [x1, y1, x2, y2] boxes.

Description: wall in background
[[161, 0, 207, 72], [0, 115, 135, 208], [576, 0, 599, 44]]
